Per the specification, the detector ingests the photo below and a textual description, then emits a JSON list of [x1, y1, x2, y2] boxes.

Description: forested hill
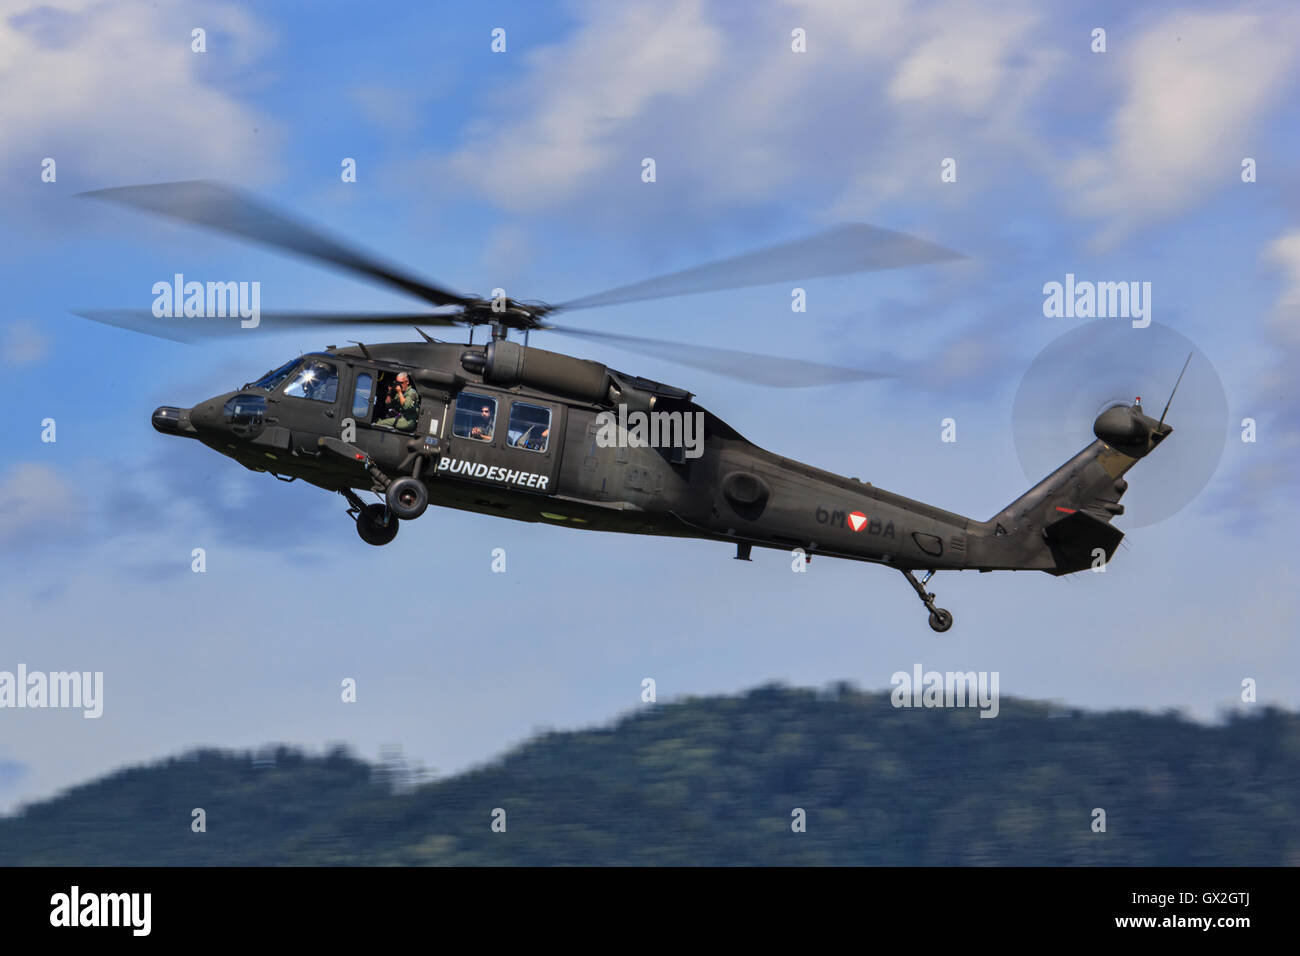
[[2, 686, 1296, 865]]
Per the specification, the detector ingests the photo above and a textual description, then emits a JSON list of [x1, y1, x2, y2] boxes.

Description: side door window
[[453, 392, 498, 443], [351, 372, 374, 421], [507, 401, 551, 452]]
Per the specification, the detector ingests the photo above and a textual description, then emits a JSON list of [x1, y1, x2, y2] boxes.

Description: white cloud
[[0, 463, 79, 544], [1225, 230, 1300, 513], [1065, 9, 1300, 245], [480, 224, 534, 284], [434, 0, 1057, 221], [350, 84, 425, 135], [2, 320, 50, 365], [445, 0, 723, 211], [1263, 229, 1300, 345], [887, 7, 1038, 113], [0, 0, 279, 184]]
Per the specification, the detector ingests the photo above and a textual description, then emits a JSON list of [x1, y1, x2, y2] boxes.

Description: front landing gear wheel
[[928, 608, 953, 633], [356, 503, 399, 546], [386, 477, 428, 520]]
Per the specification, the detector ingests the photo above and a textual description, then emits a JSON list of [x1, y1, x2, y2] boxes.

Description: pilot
[[469, 403, 494, 441], [376, 373, 420, 431]]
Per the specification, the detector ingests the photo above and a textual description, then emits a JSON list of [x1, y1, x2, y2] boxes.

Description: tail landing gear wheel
[[901, 568, 955, 633], [356, 503, 399, 546], [386, 477, 428, 520]]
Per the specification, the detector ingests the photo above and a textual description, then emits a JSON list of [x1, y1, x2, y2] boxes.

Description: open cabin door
[[342, 363, 449, 459]]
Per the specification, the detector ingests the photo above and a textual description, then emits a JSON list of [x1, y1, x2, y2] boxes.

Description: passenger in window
[[469, 402, 494, 441], [507, 402, 551, 451], [375, 373, 420, 431]]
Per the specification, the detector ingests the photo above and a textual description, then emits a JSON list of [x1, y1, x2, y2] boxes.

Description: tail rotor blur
[[1012, 321, 1227, 528]]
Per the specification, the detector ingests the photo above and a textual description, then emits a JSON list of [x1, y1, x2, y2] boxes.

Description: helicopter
[[75, 181, 1183, 632]]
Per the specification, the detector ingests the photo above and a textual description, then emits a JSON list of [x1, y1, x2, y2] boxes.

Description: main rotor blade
[[554, 224, 963, 312], [73, 310, 462, 343], [78, 181, 474, 309], [544, 324, 893, 388]]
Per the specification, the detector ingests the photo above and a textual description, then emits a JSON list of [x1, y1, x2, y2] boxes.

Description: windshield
[[283, 358, 339, 403], [252, 358, 301, 391]]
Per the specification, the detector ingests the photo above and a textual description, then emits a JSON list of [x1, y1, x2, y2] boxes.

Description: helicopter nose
[[151, 405, 198, 437]]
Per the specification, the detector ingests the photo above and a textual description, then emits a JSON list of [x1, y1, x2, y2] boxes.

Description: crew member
[[376, 373, 420, 431], [469, 402, 494, 441]]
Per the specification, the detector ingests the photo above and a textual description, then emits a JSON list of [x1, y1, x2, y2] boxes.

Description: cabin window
[[283, 359, 339, 403], [453, 392, 497, 442], [507, 402, 551, 452], [351, 372, 373, 419]]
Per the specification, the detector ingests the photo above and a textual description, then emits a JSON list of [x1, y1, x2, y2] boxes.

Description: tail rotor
[[1012, 321, 1227, 528]]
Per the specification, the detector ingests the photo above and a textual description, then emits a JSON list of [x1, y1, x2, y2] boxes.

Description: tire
[[386, 477, 428, 520], [928, 608, 953, 633], [356, 503, 399, 546]]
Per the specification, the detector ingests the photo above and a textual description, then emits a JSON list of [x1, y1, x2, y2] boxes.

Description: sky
[[1, 0, 1298, 813]]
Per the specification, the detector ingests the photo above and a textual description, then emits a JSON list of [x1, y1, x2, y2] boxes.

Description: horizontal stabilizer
[[1042, 510, 1124, 576]]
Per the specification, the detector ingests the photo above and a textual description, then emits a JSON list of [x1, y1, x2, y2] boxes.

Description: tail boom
[[968, 401, 1171, 574]]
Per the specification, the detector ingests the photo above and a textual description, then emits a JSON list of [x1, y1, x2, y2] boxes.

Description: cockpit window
[[252, 358, 301, 391], [283, 359, 339, 403]]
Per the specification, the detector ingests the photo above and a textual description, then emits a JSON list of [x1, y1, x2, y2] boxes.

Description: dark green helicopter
[[77, 182, 1183, 632]]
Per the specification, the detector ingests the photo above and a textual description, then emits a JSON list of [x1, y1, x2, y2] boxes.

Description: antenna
[[414, 327, 435, 343], [347, 340, 373, 359], [1159, 352, 1193, 426]]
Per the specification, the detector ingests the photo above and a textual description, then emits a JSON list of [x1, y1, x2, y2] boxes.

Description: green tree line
[[2, 685, 1295, 865]]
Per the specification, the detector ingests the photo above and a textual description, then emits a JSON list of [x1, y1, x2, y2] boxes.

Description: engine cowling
[[461, 340, 610, 402]]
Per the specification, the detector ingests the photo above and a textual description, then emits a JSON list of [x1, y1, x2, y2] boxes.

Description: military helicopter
[[77, 182, 1189, 632]]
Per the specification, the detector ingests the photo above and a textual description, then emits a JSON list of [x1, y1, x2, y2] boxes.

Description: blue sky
[[1, 0, 1298, 813]]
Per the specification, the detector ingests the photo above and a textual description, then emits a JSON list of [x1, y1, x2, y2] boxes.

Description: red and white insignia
[[847, 511, 868, 532]]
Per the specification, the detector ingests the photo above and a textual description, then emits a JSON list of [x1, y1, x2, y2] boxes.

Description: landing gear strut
[[324, 437, 433, 542], [344, 489, 399, 546], [901, 569, 953, 633]]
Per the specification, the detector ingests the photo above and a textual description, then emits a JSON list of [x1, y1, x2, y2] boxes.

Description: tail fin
[[971, 400, 1172, 574]]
